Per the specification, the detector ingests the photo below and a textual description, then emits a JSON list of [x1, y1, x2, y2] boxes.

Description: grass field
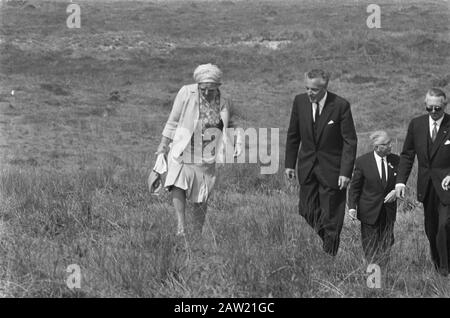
[[0, 0, 449, 297]]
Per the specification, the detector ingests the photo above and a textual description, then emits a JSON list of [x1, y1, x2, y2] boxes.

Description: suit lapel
[[386, 155, 395, 189], [315, 95, 334, 142], [430, 114, 450, 160], [369, 153, 383, 189], [418, 116, 430, 161], [304, 97, 314, 139]]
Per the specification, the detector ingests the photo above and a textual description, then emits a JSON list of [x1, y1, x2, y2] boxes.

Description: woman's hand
[[156, 143, 169, 155], [156, 136, 172, 155]]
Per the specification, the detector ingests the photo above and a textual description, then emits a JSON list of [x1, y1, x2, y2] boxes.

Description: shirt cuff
[[395, 183, 406, 187]]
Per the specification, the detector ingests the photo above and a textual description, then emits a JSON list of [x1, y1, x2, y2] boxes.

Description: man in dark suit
[[396, 87, 450, 276], [285, 69, 357, 256], [348, 131, 399, 265]]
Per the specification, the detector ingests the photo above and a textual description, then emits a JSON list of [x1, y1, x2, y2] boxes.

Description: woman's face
[[199, 82, 220, 99]]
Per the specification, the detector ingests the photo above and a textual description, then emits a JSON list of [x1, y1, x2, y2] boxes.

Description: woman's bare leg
[[172, 187, 186, 235], [192, 202, 208, 235]]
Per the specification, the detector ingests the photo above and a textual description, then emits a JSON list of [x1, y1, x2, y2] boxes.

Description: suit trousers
[[423, 181, 450, 275], [299, 164, 346, 256], [360, 207, 395, 266]]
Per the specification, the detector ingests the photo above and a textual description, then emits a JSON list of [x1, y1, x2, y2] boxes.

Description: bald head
[[425, 87, 447, 105]]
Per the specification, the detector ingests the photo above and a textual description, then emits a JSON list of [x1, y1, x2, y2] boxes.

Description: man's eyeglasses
[[426, 105, 443, 112]]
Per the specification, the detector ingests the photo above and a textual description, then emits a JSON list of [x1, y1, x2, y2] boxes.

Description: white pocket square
[[328, 120, 334, 125], [445, 140, 450, 145]]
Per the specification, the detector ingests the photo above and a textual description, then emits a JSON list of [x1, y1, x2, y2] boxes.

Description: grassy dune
[[0, 0, 449, 297]]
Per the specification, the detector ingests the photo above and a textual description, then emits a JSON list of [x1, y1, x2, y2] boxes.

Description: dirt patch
[[5, 31, 177, 61], [345, 75, 380, 84], [237, 39, 292, 50], [23, 3, 36, 10], [203, 38, 292, 50], [220, 0, 235, 5], [40, 83, 70, 96]]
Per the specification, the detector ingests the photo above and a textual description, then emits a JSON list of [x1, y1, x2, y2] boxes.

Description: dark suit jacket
[[348, 152, 399, 225], [397, 113, 450, 205], [285, 92, 357, 189]]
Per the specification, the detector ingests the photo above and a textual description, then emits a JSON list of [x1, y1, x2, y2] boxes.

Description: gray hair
[[304, 69, 330, 87], [193, 63, 222, 84], [370, 130, 390, 146], [425, 87, 447, 105]]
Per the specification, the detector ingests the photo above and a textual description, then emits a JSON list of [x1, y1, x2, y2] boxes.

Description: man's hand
[[395, 183, 406, 199], [442, 176, 450, 191], [285, 168, 296, 180], [338, 176, 350, 190], [348, 209, 357, 221], [384, 190, 397, 203]]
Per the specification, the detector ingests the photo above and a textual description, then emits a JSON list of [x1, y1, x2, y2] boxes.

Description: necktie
[[314, 102, 320, 124], [381, 158, 387, 186], [431, 122, 438, 143]]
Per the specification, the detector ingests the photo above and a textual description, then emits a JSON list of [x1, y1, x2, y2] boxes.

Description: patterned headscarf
[[193, 63, 222, 84]]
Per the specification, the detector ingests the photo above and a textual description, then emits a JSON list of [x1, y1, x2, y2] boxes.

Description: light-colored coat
[[162, 84, 235, 187]]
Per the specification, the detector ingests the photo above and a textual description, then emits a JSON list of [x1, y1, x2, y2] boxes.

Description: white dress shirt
[[373, 151, 388, 181], [312, 91, 328, 122], [429, 115, 444, 138]]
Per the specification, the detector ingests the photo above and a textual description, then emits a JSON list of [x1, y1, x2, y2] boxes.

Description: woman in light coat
[[156, 64, 241, 236]]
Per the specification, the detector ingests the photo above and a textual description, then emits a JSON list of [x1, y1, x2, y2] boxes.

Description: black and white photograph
[[0, 0, 449, 301]]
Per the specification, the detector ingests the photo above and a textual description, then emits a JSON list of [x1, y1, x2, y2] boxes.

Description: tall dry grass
[[0, 158, 448, 297]]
